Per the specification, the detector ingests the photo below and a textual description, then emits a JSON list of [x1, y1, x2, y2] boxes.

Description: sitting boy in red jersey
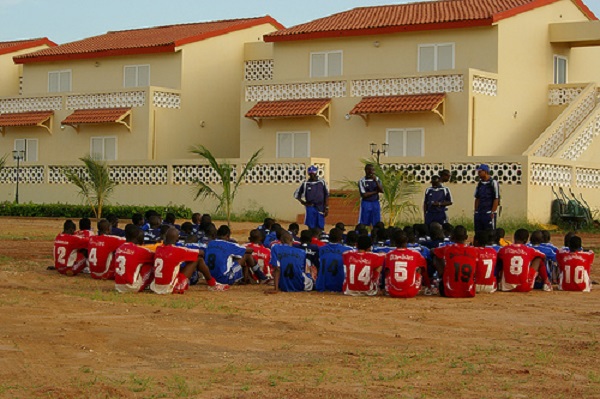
[[385, 229, 428, 298], [432, 225, 478, 298], [497, 229, 551, 292], [114, 225, 155, 293], [473, 230, 498, 293], [54, 219, 90, 276], [342, 235, 384, 296], [557, 235, 594, 292], [88, 219, 125, 280], [151, 227, 229, 294], [246, 229, 273, 280]]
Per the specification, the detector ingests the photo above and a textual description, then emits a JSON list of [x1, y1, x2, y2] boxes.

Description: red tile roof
[[0, 38, 56, 56], [0, 111, 54, 127], [15, 16, 283, 64], [245, 99, 331, 118], [266, 0, 596, 42], [62, 108, 131, 125], [349, 94, 446, 115]]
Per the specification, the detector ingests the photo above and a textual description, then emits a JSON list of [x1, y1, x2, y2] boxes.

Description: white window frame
[[276, 131, 310, 158], [13, 138, 38, 162], [90, 136, 118, 161], [310, 50, 343, 78], [418, 43, 455, 72], [48, 69, 72, 92], [553, 55, 568, 84], [123, 64, 151, 88], [386, 128, 425, 157]]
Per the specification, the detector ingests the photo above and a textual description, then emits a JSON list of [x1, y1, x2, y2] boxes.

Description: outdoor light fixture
[[370, 142, 388, 164], [12, 149, 25, 204]]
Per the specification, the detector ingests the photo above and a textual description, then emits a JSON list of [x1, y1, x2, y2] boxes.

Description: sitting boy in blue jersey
[[204, 225, 268, 285], [269, 231, 313, 293], [316, 228, 353, 292]]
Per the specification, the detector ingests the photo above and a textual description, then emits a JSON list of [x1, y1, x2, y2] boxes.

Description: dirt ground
[[0, 217, 599, 399]]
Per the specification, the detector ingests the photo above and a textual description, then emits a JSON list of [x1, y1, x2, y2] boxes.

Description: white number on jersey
[[56, 246, 66, 263], [116, 256, 126, 276], [394, 261, 408, 282], [564, 265, 585, 284], [154, 258, 164, 279], [88, 248, 98, 267], [483, 259, 494, 279], [349, 264, 371, 285], [509, 256, 523, 275]]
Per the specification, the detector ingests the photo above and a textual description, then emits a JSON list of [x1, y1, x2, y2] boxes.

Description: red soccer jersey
[[88, 234, 126, 280], [151, 245, 199, 294], [75, 229, 95, 239], [342, 251, 384, 296], [385, 248, 426, 298], [246, 243, 272, 277], [114, 242, 154, 286], [475, 247, 498, 291], [54, 233, 89, 275], [557, 250, 594, 292], [497, 244, 546, 292], [433, 243, 478, 298]]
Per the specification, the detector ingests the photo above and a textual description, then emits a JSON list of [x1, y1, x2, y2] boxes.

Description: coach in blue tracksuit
[[294, 165, 329, 230], [358, 164, 383, 227], [474, 164, 500, 231], [424, 175, 453, 226]]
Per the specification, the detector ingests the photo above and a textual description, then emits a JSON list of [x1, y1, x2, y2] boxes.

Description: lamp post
[[370, 142, 389, 165], [12, 150, 25, 204]]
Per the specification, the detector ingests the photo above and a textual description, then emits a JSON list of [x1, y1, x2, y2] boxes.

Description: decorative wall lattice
[[560, 114, 600, 161], [48, 166, 87, 184], [576, 168, 600, 188], [152, 91, 181, 109], [533, 90, 596, 157], [382, 163, 445, 184], [0, 96, 62, 113], [548, 86, 585, 106], [0, 166, 45, 184], [243, 163, 325, 184], [110, 165, 168, 185], [172, 165, 238, 185], [530, 163, 571, 187], [472, 76, 498, 96], [351, 75, 463, 97], [245, 60, 274, 81], [66, 91, 146, 110], [451, 163, 522, 184], [245, 81, 346, 102]]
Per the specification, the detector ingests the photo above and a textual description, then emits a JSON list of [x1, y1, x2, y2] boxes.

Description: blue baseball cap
[[477, 164, 490, 173], [307, 165, 318, 174]]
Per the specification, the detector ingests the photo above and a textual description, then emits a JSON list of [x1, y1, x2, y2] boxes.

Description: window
[[124, 65, 150, 87], [91, 137, 117, 161], [554, 55, 568, 84], [310, 51, 342, 77], [387, 128, 424, 157], [418, 43, 454, 72], [277, 132, 310, 158], [14, 139, 38, 162], [48, 70, 71, 92]]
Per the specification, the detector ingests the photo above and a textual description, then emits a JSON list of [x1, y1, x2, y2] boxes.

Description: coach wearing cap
[[474, 164, 500, 231], [294, 165, 329, 230]]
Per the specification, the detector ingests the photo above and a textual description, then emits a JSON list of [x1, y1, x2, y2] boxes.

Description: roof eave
[[14, 44, 176, 64], [0, 38, 57, 57], [265, 19, 493, 43]]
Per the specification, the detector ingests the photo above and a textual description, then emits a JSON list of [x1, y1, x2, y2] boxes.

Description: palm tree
[[63, 155, 116, 219], [189, 145, 263, 226], [341, 158, 421, 226]]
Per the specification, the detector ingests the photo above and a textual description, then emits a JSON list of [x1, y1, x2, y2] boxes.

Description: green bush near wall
[[0, 202, 193, 219]]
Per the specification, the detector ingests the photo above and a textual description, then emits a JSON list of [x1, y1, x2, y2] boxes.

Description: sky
[[2, 0, 599, 44]]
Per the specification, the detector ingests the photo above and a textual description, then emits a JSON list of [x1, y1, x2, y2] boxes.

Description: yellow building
[[240, 0, 600, 223]]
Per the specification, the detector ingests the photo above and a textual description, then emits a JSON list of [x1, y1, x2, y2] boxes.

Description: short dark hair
[[132, 213, 144, 226], [125, 223, 140, 241], [530, 230, 543, 245], [357, 235, 372, 250], [451, 225, 468, 242], [79, 217, 91, 230], [346, 231, 358, 247], [63, 219, 76, 232], [473, 230, 490, 247], [97, 219, 110, 234], [329, 228, 343, 243], [392, 229, 408, 248], [568, 235, 582, 252], [217, 225, 230, 238], [514, 228, 529, 243], [564, 231, 576, 247], [249, 229, 263, 243], [300, 230, 312, 244], [180, 222, 193, 234]]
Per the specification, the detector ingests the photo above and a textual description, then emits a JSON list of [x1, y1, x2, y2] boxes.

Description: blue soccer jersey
[[204, 239, 246, 284], [316, 243, 353, 292], [271, 244, 311, 292]]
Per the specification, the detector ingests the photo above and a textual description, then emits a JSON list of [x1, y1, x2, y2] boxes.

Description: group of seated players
[[52, 211, 595, 297]]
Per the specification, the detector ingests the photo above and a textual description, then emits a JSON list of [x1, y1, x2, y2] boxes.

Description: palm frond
[[234, 148, 263, 195]]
